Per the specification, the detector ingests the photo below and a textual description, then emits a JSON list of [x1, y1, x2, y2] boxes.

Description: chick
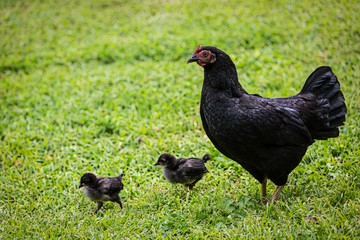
[[79, 172, 124, 214], [155, 153, 210, 190]]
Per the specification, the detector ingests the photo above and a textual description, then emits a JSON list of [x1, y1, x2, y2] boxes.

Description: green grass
[[1, 0, 359, 238]]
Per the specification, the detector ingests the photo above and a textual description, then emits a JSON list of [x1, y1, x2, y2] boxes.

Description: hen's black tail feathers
[[300, 66, 347, 140], [202, 154, 211, 162]]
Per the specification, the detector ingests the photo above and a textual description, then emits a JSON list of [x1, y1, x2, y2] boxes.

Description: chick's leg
[[94, 202, 103, 214], [186, 177, 203, 191], [116, 197, 123, 209]]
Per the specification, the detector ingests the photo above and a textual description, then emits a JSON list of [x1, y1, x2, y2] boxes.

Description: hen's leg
[[94, 202, 103, 214], [261, 178, 267, 205], [269, 185, 285, 204]]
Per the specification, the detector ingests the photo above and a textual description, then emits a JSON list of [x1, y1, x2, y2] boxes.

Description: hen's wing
[[231, 95, 313, 147]]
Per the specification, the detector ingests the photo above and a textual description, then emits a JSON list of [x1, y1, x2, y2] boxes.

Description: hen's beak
[[187, 54, 199, 64]]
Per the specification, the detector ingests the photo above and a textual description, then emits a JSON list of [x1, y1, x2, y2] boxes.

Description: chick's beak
[[154, 161, 160, 166], [187, 54, 199, 64], [79, 183, 84, 188]]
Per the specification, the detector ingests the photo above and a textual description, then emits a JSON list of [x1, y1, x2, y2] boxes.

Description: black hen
[[155, 153, 210, 190], [188, 45, 347, 204], [79, 172, 125, 214]]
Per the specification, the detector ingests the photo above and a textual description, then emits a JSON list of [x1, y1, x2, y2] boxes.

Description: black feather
[[155, 153, 210, 190], [79, 172, 124, 214], [190, 46, 347, 191]]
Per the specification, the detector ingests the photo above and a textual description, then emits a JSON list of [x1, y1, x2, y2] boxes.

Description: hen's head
[[187, 45, 218, 67]]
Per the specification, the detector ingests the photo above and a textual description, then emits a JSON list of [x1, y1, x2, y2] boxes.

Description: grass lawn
[[1, 0, 359, 238]]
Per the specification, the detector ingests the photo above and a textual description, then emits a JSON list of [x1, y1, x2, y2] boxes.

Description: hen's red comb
[[193, 44, 202, 54]]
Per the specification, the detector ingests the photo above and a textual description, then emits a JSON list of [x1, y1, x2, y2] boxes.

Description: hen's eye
[[203, 52, 209, 57]]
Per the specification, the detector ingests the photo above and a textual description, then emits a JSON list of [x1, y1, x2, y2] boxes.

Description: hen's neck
[[203, 59, 247, 97]]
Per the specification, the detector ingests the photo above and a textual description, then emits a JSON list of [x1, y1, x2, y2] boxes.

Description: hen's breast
[[200, 96, 246, 163], [201, 93, 257, 143], [202, 95, 239, 134]]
